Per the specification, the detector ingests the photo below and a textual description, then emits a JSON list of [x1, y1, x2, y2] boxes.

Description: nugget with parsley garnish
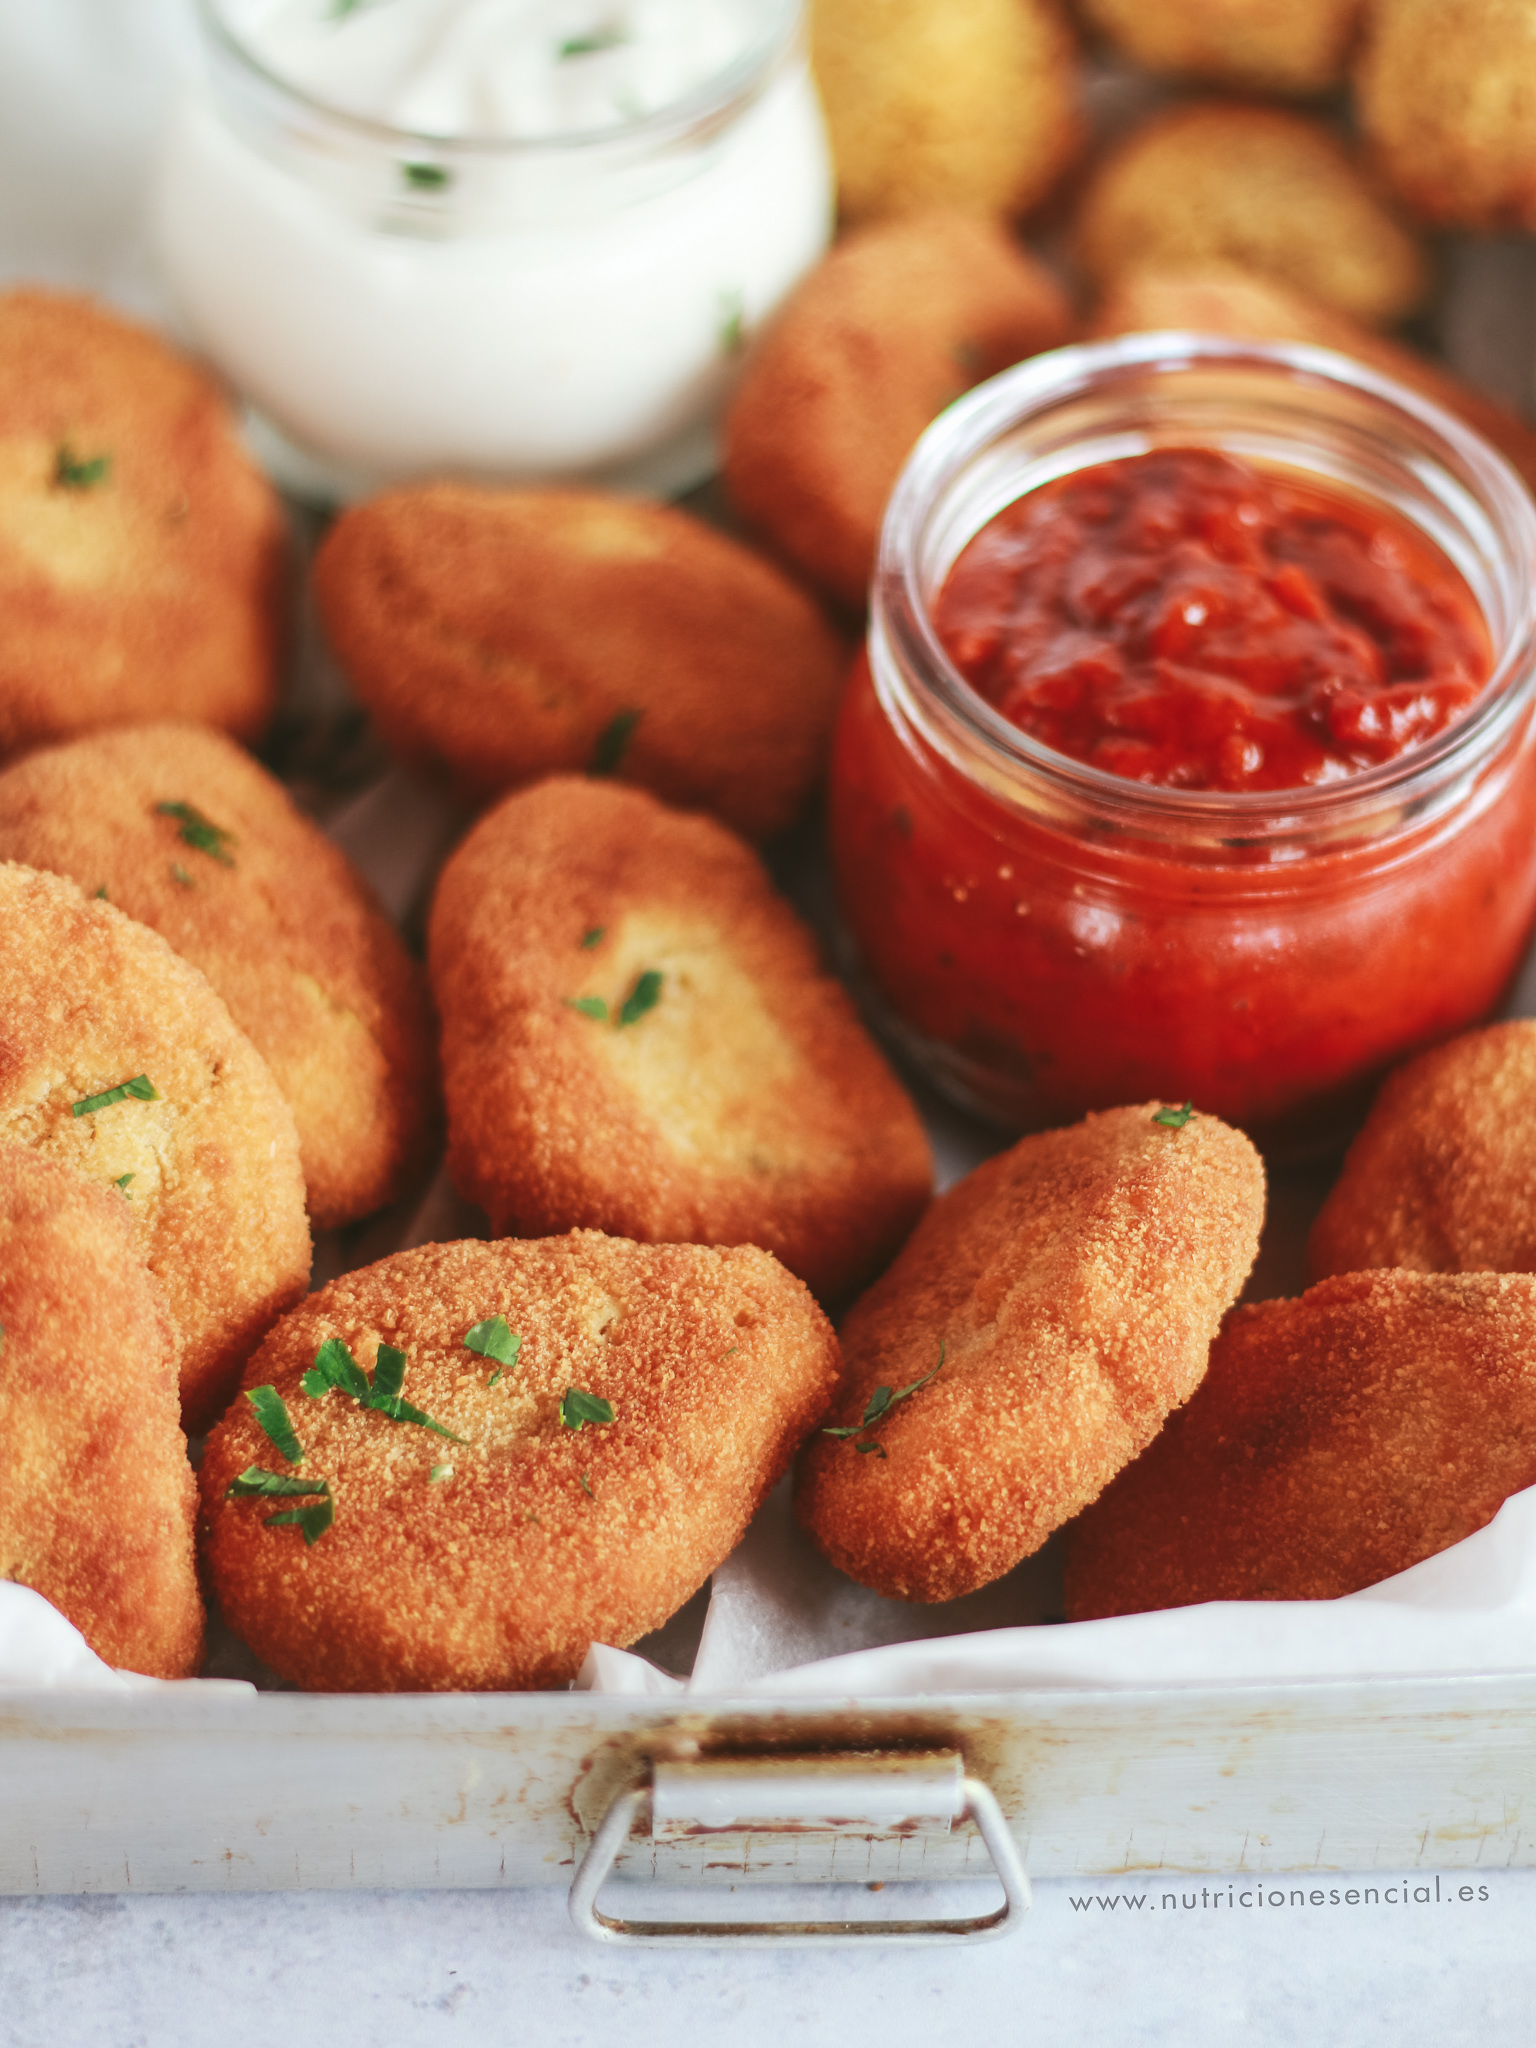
[[0, 722, 436, 1229], [199, 1231, 838, 1691], [0, 1144, 202, 1678], [428, 777, 932, 1306], [797, 1103, 1264, 1601], [0, 861, 309, 1431]]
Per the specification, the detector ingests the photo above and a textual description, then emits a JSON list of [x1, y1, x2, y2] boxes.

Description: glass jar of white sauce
[[151, 0, 831, 500]]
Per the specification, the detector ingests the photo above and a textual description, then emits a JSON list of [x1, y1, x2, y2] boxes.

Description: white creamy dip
[[152, 0, 830, 498]]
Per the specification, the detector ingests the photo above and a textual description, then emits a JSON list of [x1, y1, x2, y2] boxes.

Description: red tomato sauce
[[932, 449, 1491, 792]]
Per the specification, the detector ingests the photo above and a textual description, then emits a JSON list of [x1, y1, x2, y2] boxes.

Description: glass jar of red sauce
[[829, 335, 1536, 1156]]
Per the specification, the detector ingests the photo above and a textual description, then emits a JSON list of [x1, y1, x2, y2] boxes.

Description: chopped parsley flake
[[558, 24, 626, 56], [581, 926, 606, 950], [618, 969, 663, 1026], [170, 863, 194, 888], [463, 1315, 521, 1368], [302, 1335, 467, 1442], [54, 445, 110, 490], [71, 1074, 159, 1118], [579, 1472, 596, 1497], [590, 706, 641, 775], [429, 1463, 453, 1484], [561, 1387, 616, 1430], [156, 800, 235, 866], [246, 1384, 303, 1466], [264, 1493, 335, 1545], [402, 160, 451, 190], [1153, 1100, 1196, 1129], [225, 1466, 328, 1500], [565, 995, 610, 1022], [112, 1172, 134, 1199], [823, 1340, 945, 1451], [486, 1369, 502, 1388], [93, 885, 109, 901]]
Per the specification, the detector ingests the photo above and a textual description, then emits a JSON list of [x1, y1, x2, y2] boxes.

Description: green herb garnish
[[565, 996, 610, 1022], [170, 863, 194, 888], [579, 1472, 596, 1497], [264, 1494, 335, 1545], [54, 446, 110, 490], [823, 1341, 945, 1450], [718, 287, 745, 355], [247, 1384, 303, 1466], [71, 1075, 159, 1118], [225, 1466, 328, 1501], [558, 24, 626, 56], [302, 1335, 467, 1442], [486, 1369, 502, 1388], [581, 927, 606, 950], [93, 885, 109, 900], [590, 706, 641, 775], [618, 969, 663, 1026], [1152, 1100, 1195, 1129], [561, 1388, 616, 1430], [402, 161, 451, 190], [429, 1463, 453, 1484], [112, 1172, 134, 1199], [156, 800, 235, 867], [463, 1315, 521, 1368]]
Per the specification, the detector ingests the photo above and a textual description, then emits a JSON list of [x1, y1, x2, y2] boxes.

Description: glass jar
[[150, 0, 830, 502], [830, 334, 1536, 1157]]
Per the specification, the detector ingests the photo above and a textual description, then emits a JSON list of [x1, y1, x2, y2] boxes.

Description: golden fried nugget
[[723, 212, 1073, 613], [795, 1104, 1264, 1601], [1065, 1271, 1536, 1616], [199, 1231, 838, 1691], [429, 777, 931, 1306], [810, 0, 1082, 226], [1075, 104, 1426, 327], [0, 289, 285, 758], [0, 1145, 201, 1677], [313, 485, 846, 842], [1080, 0, 1361, 96], [1090, 261, 1536, 496], [0, 862, 310, 1433], [1308, 1021, 1536, 1281], [0, 723, 435, 1230], [1356, 0, 1536, 230]]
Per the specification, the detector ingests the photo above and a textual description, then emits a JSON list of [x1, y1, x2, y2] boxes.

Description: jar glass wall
[[830, 335, 1536, 1157]]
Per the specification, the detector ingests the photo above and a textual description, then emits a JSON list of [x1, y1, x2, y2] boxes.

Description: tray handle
[[569, 1750, 1030, 1946]]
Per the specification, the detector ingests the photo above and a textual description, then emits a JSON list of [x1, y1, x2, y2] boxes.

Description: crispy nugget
[[0, 862, 310, 1433], [1079, 0, 1361, 96], [0, 288, 285, 758], [313, 485, 846, 842], [1090, 261, 1536, 497], [795, 1104, 1264, 1602], [0, 723, 435, 1230], [199, 1232, 838, 1691], [0, 1145, 201, 1678], [810, 0, 1082, 226], [1308, 1021, 1536, 1281], [1075, 105, 1427, 328], [1356, 0, 1536, 230], [428, 777, 932, 1306], [1065, 1272, 1536, 1616], [723, 212, 1073, 613]]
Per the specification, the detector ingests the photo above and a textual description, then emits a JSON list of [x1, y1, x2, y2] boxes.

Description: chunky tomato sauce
[[932, 449, 1491, 792]]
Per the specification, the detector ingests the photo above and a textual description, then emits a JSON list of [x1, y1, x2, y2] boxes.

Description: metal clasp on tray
[[569, 1750, 1030, 1946]]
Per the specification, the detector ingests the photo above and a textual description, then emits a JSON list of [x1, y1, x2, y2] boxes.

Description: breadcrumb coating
[[0, 1144, 201, 1678], [723, 212, 1073, 613], [1065, 1270, 1536, 1615], [1080, 0, 1361, 96], [0, 288, 285, 758], [796, 1104, 1264, 1601], [199, 1232, 839, 1691], [314, 485, 847, 841], [1309, 1020, 1536, 1280], [0, 723, 436, 1230], [429, 777, 932, 1306], [0, 862, 310, 1432]]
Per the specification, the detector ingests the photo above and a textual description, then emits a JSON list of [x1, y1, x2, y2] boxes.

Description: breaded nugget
[[199, 1231, 838, 1690], [0, 1145, 201, 1677], [0, 723, 435, 1230], [1308, 1021, 1536, 1281], [1356, 0, 1536, 230], [1065, 1271, 1536, 1616], [810, 0, 1082, 225], [0, 862, 310, 1433], [0, 289, 285, 759], [428, 777, 932, 1306], [1080, 0, 1360, 96], [795, 1104, 1264, 1601], [1075, 104, 1426, 328], [723, 213, 1073, 613], [1090, 261, 1536, 496], [313, 485, 845, 842]]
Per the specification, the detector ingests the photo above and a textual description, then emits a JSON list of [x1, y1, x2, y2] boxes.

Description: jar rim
[[193, 0, 801, 157], [873, 331, 1536, 830]]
